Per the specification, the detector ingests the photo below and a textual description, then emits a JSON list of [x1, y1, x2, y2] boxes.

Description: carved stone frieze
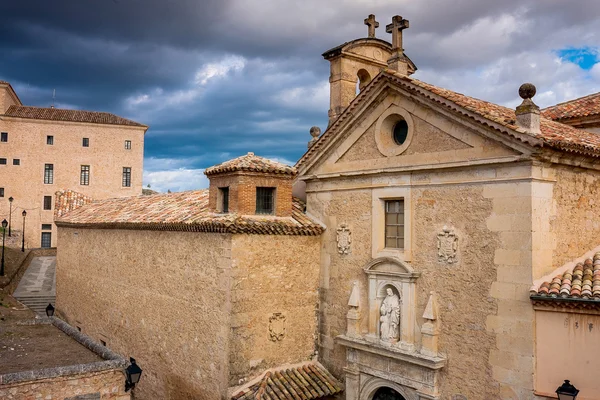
[[437, 226, 458, 264]]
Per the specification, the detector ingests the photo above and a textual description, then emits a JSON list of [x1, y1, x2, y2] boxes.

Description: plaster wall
[[0, 370, 129, 400], [534, 310, 600, 399], [228, 234, 321, 386], [56, 227, 232, 400], [0, 117, 145, 247], [306, 162, 540, 399]]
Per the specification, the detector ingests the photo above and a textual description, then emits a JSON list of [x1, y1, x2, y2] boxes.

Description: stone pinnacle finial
[[519, 83, 536, 100], [364, 14, 379, 38], [308, 126, 321, 148], [385, 15, 409, 50], [516, 83, 540, 135]]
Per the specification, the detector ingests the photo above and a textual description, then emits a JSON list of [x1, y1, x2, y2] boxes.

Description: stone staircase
[[13, 294, 56, 316]]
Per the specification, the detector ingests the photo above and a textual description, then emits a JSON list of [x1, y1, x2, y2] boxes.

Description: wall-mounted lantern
[[125, 357, 143, 392], [556, 380, 579, 400], [45, 303, 55, 317]]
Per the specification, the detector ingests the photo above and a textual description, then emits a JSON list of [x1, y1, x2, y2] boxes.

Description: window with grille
[[1, 132, 7, 142], [256, 187, 275, 215], [80, 165, 90, 185], [125, 140, 131, 150], [41, 232, 52, 248], [82, 137, 89, 147], [0, 158, 6, 165], [47, 135, 54, 145], [41, 224, 52, 230], [122, 167, 131, 187], [385, 200, 405, 249], [44, 164, 54, 184], [43, 196, 52, 210], [13, 159, 20, 165], [219, 187, 229, 213]]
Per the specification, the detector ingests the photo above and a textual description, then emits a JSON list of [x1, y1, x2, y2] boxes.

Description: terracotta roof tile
[[232, 363, 343, 400], [530, 252, 600, 302], [297, 70, 600, 169], [55, 189, 323, 236], [205, 152, 296, 176], [542, 92, 600, 121], [54, 190, 95, 219], [3, 105, 146, 128]]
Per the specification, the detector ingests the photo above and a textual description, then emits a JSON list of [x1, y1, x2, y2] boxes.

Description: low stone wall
[[0, 317, 130, 400]]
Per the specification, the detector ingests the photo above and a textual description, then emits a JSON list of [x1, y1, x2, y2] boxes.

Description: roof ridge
[[543, 91, 600, 110]]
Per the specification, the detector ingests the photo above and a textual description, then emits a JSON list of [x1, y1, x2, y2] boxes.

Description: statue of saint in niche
[[380, 287, 400, 341]]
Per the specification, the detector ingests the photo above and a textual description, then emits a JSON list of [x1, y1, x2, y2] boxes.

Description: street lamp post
[[8, 197, 13, 237], [21, 210, 26, 253], [1, 219, 7, 276]]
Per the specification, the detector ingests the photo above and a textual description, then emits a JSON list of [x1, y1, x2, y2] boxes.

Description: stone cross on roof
[[386, 15, 409, 50], [364, 14, 379, 38]]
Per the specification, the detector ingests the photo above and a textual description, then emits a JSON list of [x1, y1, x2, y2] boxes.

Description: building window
[[125, 140, 131, 150], [47, 135, 54, 145], [385, 200, 405, 249], [80, 165, 90, 185], [0, 188, 3, 197], [82, 137, 89, 147], [218, 187, 229, 213], [41, 224, 52, 230], [0, 158, 6, 165], [122, 167, 131, 187], [43, 196, 52, 210], [1, 132, 7, 142], [41, 232, 52, 248], [44, 164, 54, 184], [256, 187, 275, 215], [13, 159, 20, 166]]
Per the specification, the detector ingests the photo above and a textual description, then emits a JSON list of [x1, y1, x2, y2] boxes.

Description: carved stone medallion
[[337, 224, 352, 255], [268, 313, 286, 342], [437, 226, 458, 264]]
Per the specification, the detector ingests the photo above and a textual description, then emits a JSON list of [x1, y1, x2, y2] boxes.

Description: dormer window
[[218, 187, 229, 213], [256, 187, 275, 215]]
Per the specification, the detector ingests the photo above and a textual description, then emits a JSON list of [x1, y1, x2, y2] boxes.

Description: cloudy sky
[[1, 0, 599, 192]]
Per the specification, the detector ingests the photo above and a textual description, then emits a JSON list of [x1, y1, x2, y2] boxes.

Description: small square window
[[0, 158, 6, 165], [125, 140, 131, 150], [218, 187, 229, 213], [13, 159, 20, 166], [82, 137, 89, 147], [384, 200, 405, 249], [41, 224, 52, 230], [256, 187, 275, 215], [100, 340, 106, 346], [47, 135, 54, 145], [43, 196, 52, 210], [1, 132, 7, 142], [0, 188, 4, 197]]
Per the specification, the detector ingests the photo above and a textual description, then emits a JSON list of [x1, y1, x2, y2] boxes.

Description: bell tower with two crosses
[[322, 14, 417, 125]]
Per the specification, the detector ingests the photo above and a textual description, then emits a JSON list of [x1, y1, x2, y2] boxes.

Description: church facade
[[54, 14, 600, 400]]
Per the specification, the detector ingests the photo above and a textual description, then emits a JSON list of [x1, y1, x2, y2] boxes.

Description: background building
[[0, 80, 147, 248]]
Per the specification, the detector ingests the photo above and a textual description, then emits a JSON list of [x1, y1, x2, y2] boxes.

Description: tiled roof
[[542, 92, 600, 121], [54, 190, 95, 219], [3, 105, 147, 128], [297, 70, 600, 169], [530, 252, 600, 301], [55, 189, 323, 236], [205, 152, 296, 176], [232, 362, 343, 400]]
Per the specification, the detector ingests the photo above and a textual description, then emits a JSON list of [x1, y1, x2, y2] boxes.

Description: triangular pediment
[[298, 75, 535, 177]]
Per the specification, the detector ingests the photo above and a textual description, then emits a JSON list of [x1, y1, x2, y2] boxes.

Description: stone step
[[15, 296, 56, 315]]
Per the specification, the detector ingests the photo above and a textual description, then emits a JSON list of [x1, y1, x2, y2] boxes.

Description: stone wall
[[0, 370, 129, 400], [228, 234, 321, 386], [56, 228, 233, 400], [306, 163, 541, 399], [0, 116, 145, 248]]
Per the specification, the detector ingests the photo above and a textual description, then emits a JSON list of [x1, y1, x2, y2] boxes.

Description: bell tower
[[322, 14, 416, 125]]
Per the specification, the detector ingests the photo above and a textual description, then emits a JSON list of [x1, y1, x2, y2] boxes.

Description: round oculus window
[[393, 120, 409, 145]]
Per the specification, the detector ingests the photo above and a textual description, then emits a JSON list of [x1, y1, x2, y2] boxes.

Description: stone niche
[[337, 258, 446, 400]]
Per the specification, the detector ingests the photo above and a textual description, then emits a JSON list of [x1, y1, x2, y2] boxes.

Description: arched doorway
[[372, 387, 406, 400]]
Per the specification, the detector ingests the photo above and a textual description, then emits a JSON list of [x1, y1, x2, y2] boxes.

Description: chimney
[[515, 83, 541, 135]]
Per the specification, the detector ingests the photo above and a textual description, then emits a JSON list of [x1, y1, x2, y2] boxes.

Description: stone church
[[54, 14, 600, 400]]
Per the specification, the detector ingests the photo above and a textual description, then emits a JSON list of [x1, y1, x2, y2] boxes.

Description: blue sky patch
[[557, 47, 599, 70]]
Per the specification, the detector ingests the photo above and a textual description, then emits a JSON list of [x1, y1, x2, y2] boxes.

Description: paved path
[[13, 256, 56, 315]]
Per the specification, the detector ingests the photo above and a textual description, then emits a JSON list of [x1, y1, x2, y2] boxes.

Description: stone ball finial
[[310, 126, 321, 138], [519, 83, 536, 100]]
